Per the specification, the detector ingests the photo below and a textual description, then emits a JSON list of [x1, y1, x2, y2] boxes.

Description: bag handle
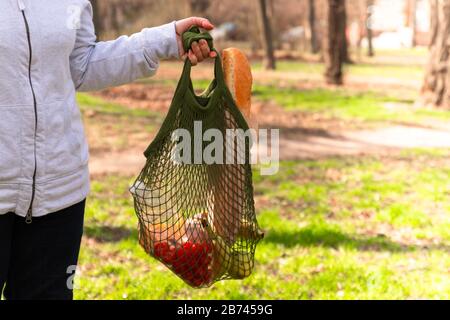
[[178, 26, 225, 91], [182, 26, 214, 54]]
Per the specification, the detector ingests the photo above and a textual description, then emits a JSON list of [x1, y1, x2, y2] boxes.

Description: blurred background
[[77, 0, 450, 300]]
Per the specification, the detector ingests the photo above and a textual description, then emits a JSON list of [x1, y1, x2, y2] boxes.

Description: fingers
[[188, 50, 198, 66], [199, 39, 210, 58], [189, 40, 213, 65], [191, 41, 203, 62], [175, 16, 216, 65]]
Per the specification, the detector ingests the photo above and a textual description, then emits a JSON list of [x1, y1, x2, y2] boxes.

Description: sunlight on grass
[[77, 93, 160, 118], [253, 86, 450, 123], [70, 49, 450, 300], [75, 149, 450, 300], [251, 61, 424, 79]]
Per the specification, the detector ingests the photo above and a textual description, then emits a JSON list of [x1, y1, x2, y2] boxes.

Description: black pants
[[0, 200, 85, 300]]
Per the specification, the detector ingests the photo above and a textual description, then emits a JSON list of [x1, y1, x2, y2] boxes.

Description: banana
[[201, 214, 233, 276], [228, 251, 254, 279], [238, 218, 265, 241], [200, 213, 256, 279]]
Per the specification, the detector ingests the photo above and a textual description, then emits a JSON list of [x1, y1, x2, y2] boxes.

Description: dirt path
[[272, 124, 450, 161], [88, 76, 450, 176], [89, 123, 450, 176]]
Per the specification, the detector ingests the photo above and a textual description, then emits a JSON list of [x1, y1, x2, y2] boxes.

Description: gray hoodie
[[0, 0, 180, 220]]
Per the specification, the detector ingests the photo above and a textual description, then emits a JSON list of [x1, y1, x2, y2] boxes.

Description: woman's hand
[[175, 17, 217, 66]]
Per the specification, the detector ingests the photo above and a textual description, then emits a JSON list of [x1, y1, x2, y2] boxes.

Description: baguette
[[210, 49, 254, 244], [222, 48, 253, 120]]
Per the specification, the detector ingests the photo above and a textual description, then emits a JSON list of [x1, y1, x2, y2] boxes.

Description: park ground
[[75, 48, 450, 300]]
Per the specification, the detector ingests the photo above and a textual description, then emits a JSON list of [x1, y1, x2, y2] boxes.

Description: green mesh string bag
[[129, 27, 264, 288]]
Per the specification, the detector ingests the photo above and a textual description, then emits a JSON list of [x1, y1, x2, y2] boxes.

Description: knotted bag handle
[[144, 24, 250, 154], [176, 26, 225, 92], [182, 26, 214, 54]]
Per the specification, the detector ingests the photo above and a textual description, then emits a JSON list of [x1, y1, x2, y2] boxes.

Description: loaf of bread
[[211, 49, 254, 243], [222, 48, 253, 120]]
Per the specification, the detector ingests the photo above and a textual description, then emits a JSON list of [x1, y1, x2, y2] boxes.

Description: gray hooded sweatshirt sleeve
[[70, 3, 180, 92]]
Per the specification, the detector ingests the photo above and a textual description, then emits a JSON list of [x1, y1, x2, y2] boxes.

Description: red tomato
[[153, 242, 169, 259], [183, 242, 193, 251], [191, 278, 204, 287], [183, 271, 195, 282], [202, 242, 213, 252], [199, 242, 207, 252], [175, 247, 186, 260], [174, 264, 188, 275], [176, 248, 190, 269], [199, 271, 212, 284], [162, 245, 176, 265], [154, 239, 213, 287]]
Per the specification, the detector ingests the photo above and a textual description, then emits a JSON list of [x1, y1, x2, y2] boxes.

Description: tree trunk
[[324, 0, 346, 85], [366, 0, 375, 57], [258, 0, 276, 70], [340, 2, 352, 64], [90, 0, 103, 38], [421, 0, 450, 108], [308, 0, 319, 54], [410, 0, 418, 47], [184, 0, 194, 16]]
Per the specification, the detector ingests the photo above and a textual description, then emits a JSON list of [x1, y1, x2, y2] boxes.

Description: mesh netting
[[130, 44, 263, 288]]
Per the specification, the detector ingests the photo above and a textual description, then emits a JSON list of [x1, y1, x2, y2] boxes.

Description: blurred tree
[[89, 0, 155, 39], [266, 0, 280, 50], [421, 0, 450, 108], [308, 0, 319, 53], [90, 0, 102, 37], [183, 0, 192, 16], [366, 0, 374, 57], [340, 1, 352, 63], [258, 0, 276, 70], [184, 0, 211, 16], [408, 0, 418, 47], [324, 0, 346, 84]]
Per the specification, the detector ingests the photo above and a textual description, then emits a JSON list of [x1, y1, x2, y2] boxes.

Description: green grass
[[252, 47, 427, 79], [77, 93, 161, 119], [75, 149, 450, 300], [253, 86, 450, 123], [251, 61, 424, 79], [366, 47, 428, 57]]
